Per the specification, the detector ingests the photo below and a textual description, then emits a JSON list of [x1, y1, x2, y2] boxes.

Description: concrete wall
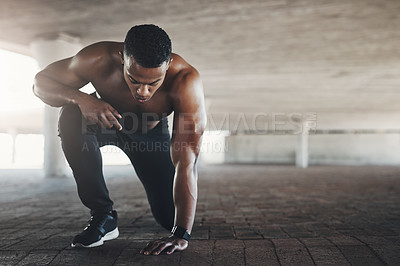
[[225, 135, 296, 164], [309, 134, 400, 165], [224, 133, 400, 166]]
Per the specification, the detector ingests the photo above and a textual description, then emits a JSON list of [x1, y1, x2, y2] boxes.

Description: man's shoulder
[[168, 54, 203, 112], [79, 41, 123, 56], [169, 54, 201, 93], [72, 41, 123, 76]]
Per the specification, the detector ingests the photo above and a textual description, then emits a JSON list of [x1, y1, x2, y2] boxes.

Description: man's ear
[[166, 57, 173, 70], [119, 51, 124, 65]]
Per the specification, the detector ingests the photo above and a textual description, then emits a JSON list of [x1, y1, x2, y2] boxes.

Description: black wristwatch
[[171, 225, 191, 241]]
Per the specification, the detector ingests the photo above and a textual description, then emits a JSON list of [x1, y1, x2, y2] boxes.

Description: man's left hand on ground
[[140, 235, 188, 255]]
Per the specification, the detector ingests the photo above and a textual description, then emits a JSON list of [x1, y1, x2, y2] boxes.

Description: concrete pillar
[[30, 34, 82, 177], [8, 129, 17, 164], [296, 122, 309, 168]]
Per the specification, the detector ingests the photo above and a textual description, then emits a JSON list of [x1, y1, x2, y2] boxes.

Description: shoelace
[[85, 213, 111, 231]]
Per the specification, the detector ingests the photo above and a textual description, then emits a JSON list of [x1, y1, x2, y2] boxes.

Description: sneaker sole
[[71, 227, 119, 248]]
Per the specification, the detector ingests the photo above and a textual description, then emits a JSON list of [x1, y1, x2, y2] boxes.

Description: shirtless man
[[33, 24, 206, 255]]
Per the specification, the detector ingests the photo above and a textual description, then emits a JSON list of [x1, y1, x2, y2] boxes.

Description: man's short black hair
[[124, 24, 172, 68]]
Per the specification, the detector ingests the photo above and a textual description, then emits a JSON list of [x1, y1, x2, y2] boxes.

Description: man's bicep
[[36, 43, 107, 90], [172, 72, 207, 134], [170, 70, 207, 164], [37, 57, 89, 89]]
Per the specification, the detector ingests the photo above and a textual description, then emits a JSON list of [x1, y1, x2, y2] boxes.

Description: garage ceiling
[[1, 0, 400, 131]]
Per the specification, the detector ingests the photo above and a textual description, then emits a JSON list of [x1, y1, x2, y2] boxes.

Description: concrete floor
[[0, 164, 399, 265]]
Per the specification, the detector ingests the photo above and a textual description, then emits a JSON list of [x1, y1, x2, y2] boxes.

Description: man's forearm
[[33, 85, 87, 107], [33, 73, 88, 107], [173, 162, 198, 233]]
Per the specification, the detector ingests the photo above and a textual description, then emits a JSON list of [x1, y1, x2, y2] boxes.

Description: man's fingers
[[142, 241, 162, 255], [105, 112, 123, 130], [153, 242, 171, 255], [99, 111, 123, 131], [94, 117, 106, 129], [100, 113, 113, 128], [109, 106, 122, 119], [140, 237, 188, 256], [147, 242, 163, 255], [165, 244, 178, 255], [111, 118, 123, 131], [140, 241, 154, 254]]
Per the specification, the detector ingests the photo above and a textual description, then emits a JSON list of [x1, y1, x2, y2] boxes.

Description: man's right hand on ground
[[77, 95, 123, 131]]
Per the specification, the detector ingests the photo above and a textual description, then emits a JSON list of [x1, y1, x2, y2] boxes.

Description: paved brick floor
[[0, 164, 400, 265]]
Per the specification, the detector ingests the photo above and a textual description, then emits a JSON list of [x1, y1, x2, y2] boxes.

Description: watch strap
[[171, 225, 191, 241]]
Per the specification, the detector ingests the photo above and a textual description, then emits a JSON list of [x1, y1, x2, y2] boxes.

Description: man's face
[[121, 54, 170, 104]]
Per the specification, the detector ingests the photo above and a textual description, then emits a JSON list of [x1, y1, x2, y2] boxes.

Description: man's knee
[[58, 104, 83, 138]]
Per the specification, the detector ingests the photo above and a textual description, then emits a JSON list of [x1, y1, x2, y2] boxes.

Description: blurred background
[[1, 0, 400, 174]]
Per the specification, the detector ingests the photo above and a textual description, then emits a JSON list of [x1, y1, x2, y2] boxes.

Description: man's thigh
[[59, 103, 119, 145], [121, 130, 175, 230]]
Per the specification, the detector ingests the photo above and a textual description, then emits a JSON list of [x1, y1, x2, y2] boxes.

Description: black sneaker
[[71, 210, 119, 248]]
